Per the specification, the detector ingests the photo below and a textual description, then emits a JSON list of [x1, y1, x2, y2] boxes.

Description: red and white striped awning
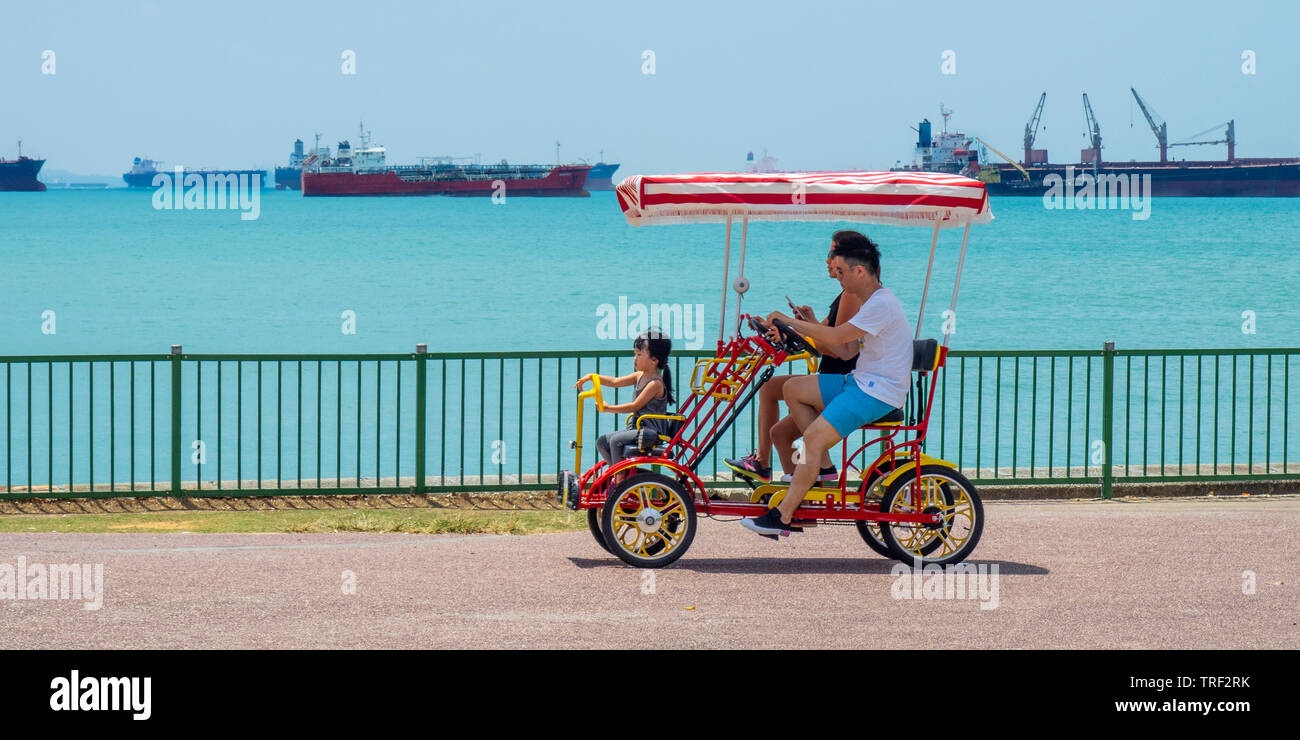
[[616, 171, 992, 228]]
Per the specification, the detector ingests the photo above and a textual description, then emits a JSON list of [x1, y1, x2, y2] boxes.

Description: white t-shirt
[[845, 287, 913, 407]]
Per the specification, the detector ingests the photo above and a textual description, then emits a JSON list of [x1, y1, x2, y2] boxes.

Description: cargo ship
[[0, 140, 46, 192], [585, 157, 619, 190], [301, 129, 592, 197], [895, 96, 1300, 196], [275, 136, 333, 190], [123, 157, 269, 188]]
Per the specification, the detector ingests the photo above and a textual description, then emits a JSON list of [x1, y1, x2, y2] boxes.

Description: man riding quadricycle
[[559, 171, 993, 568]]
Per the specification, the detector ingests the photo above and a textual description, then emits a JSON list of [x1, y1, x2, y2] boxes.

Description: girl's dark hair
[[634, 330, 674, 405]]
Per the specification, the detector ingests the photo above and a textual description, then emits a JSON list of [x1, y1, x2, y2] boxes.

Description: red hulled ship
[[301, 129, 591, 197]]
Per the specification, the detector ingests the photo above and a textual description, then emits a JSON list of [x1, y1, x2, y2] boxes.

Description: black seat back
[[905, 339, 941, 426], [912, 339, 940, 373]]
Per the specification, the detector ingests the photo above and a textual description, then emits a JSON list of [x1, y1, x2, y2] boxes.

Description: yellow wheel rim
[[887, 474, 978, 561], [609, 481, 689, 560]]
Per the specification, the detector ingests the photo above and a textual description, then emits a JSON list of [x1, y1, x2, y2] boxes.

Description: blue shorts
[[817, 373, 900, 438]]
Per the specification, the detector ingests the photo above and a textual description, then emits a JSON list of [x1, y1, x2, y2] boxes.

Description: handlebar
[[578, 374, 605, 412], [744, 314, 821, 359]]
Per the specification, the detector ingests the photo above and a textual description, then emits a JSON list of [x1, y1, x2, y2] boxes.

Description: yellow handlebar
[[578, 374, 605, 412], [573, 374, 606, 474], [785, 349, 819, 375]]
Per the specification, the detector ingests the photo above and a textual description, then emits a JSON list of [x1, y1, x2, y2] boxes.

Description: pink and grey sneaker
[[724, 452, 772, 483]]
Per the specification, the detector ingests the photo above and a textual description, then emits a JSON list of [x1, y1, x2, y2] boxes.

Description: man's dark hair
[[831, 230, 881, 279]]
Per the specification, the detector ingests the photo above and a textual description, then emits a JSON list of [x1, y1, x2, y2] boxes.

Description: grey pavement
[[0, 498, 1296, 649]]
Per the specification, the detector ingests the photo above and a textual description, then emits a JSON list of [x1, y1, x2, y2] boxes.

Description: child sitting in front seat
[[573, 331, 675, 468]]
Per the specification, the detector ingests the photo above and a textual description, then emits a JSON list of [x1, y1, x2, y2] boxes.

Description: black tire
[[878, 465, 983, 567], [854, 472, 895, 558], [601, 471, 696, 568], [857, 470, 948, 558], [587, 508, 610, 553]]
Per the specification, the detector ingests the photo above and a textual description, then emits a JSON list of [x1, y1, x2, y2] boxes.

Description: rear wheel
[[878, 465, 983, 566], [601, 471, 696, 568], [854, 471, 895, 558], [587, 508, 610, 553], [857, 469, 948, 558]]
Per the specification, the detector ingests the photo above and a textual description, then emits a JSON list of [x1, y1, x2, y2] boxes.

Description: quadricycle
[[559, 171, 994, 569]]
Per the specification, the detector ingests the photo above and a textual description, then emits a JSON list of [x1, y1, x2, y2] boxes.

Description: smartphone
[[785, 295, 798, 312]]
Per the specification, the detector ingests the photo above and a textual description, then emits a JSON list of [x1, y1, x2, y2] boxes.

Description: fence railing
[[1, 344, 1296, 499]]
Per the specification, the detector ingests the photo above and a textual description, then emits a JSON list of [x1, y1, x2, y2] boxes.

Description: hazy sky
[[3, 0, 1297, 176]]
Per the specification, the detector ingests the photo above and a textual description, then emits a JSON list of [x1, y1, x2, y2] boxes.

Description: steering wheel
[[770, 319, 821, 358]]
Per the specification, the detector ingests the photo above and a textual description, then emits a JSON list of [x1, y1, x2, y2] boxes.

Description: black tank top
[[818, 293, 859, 375]]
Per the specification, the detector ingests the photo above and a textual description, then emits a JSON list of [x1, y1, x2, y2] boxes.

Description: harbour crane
[[1023, 92, 1046, 165], [1082, 92, 1102, 172], [1171, 120, 1236, 161], [976, 136, 1030, 181], [1130, 88, 1168, 163]]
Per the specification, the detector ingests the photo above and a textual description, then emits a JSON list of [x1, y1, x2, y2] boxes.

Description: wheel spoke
[[658, 499, 684, 517], [657, 525, 679, 547]]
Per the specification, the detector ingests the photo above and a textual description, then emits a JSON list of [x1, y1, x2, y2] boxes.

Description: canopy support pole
[[943, 222, 971, 349], [915, 219, 941, 339], [734, 216, 749, 339], [718, 216, 732, 347]]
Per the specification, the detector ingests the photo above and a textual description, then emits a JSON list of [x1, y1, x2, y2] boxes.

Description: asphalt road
[[1, 498, 1296, 649]]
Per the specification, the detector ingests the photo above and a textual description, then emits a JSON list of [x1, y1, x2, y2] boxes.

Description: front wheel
[[878, 465, 983, 567], [601, 472, 696, 568]]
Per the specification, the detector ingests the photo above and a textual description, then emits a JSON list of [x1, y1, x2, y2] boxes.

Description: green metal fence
[[1, 343, 1296, 500]]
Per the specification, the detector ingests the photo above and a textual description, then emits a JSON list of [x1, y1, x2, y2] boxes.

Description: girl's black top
[[817, 293, 860, 375]]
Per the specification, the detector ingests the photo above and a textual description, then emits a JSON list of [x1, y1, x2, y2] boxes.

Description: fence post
[[1101, 341, 1115, 499], [414, 344, 427, 494], [170, 344, 182, 496]]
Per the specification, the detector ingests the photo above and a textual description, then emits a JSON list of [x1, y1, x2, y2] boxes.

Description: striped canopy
[[616, 171, 992, 228]]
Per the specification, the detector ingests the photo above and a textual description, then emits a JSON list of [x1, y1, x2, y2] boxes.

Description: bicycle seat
[[869, 407, 906, 425]]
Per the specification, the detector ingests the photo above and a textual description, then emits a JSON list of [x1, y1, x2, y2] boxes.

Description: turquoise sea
[[0, 190, 1297, 489], [3, 190, 1298, 354]]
